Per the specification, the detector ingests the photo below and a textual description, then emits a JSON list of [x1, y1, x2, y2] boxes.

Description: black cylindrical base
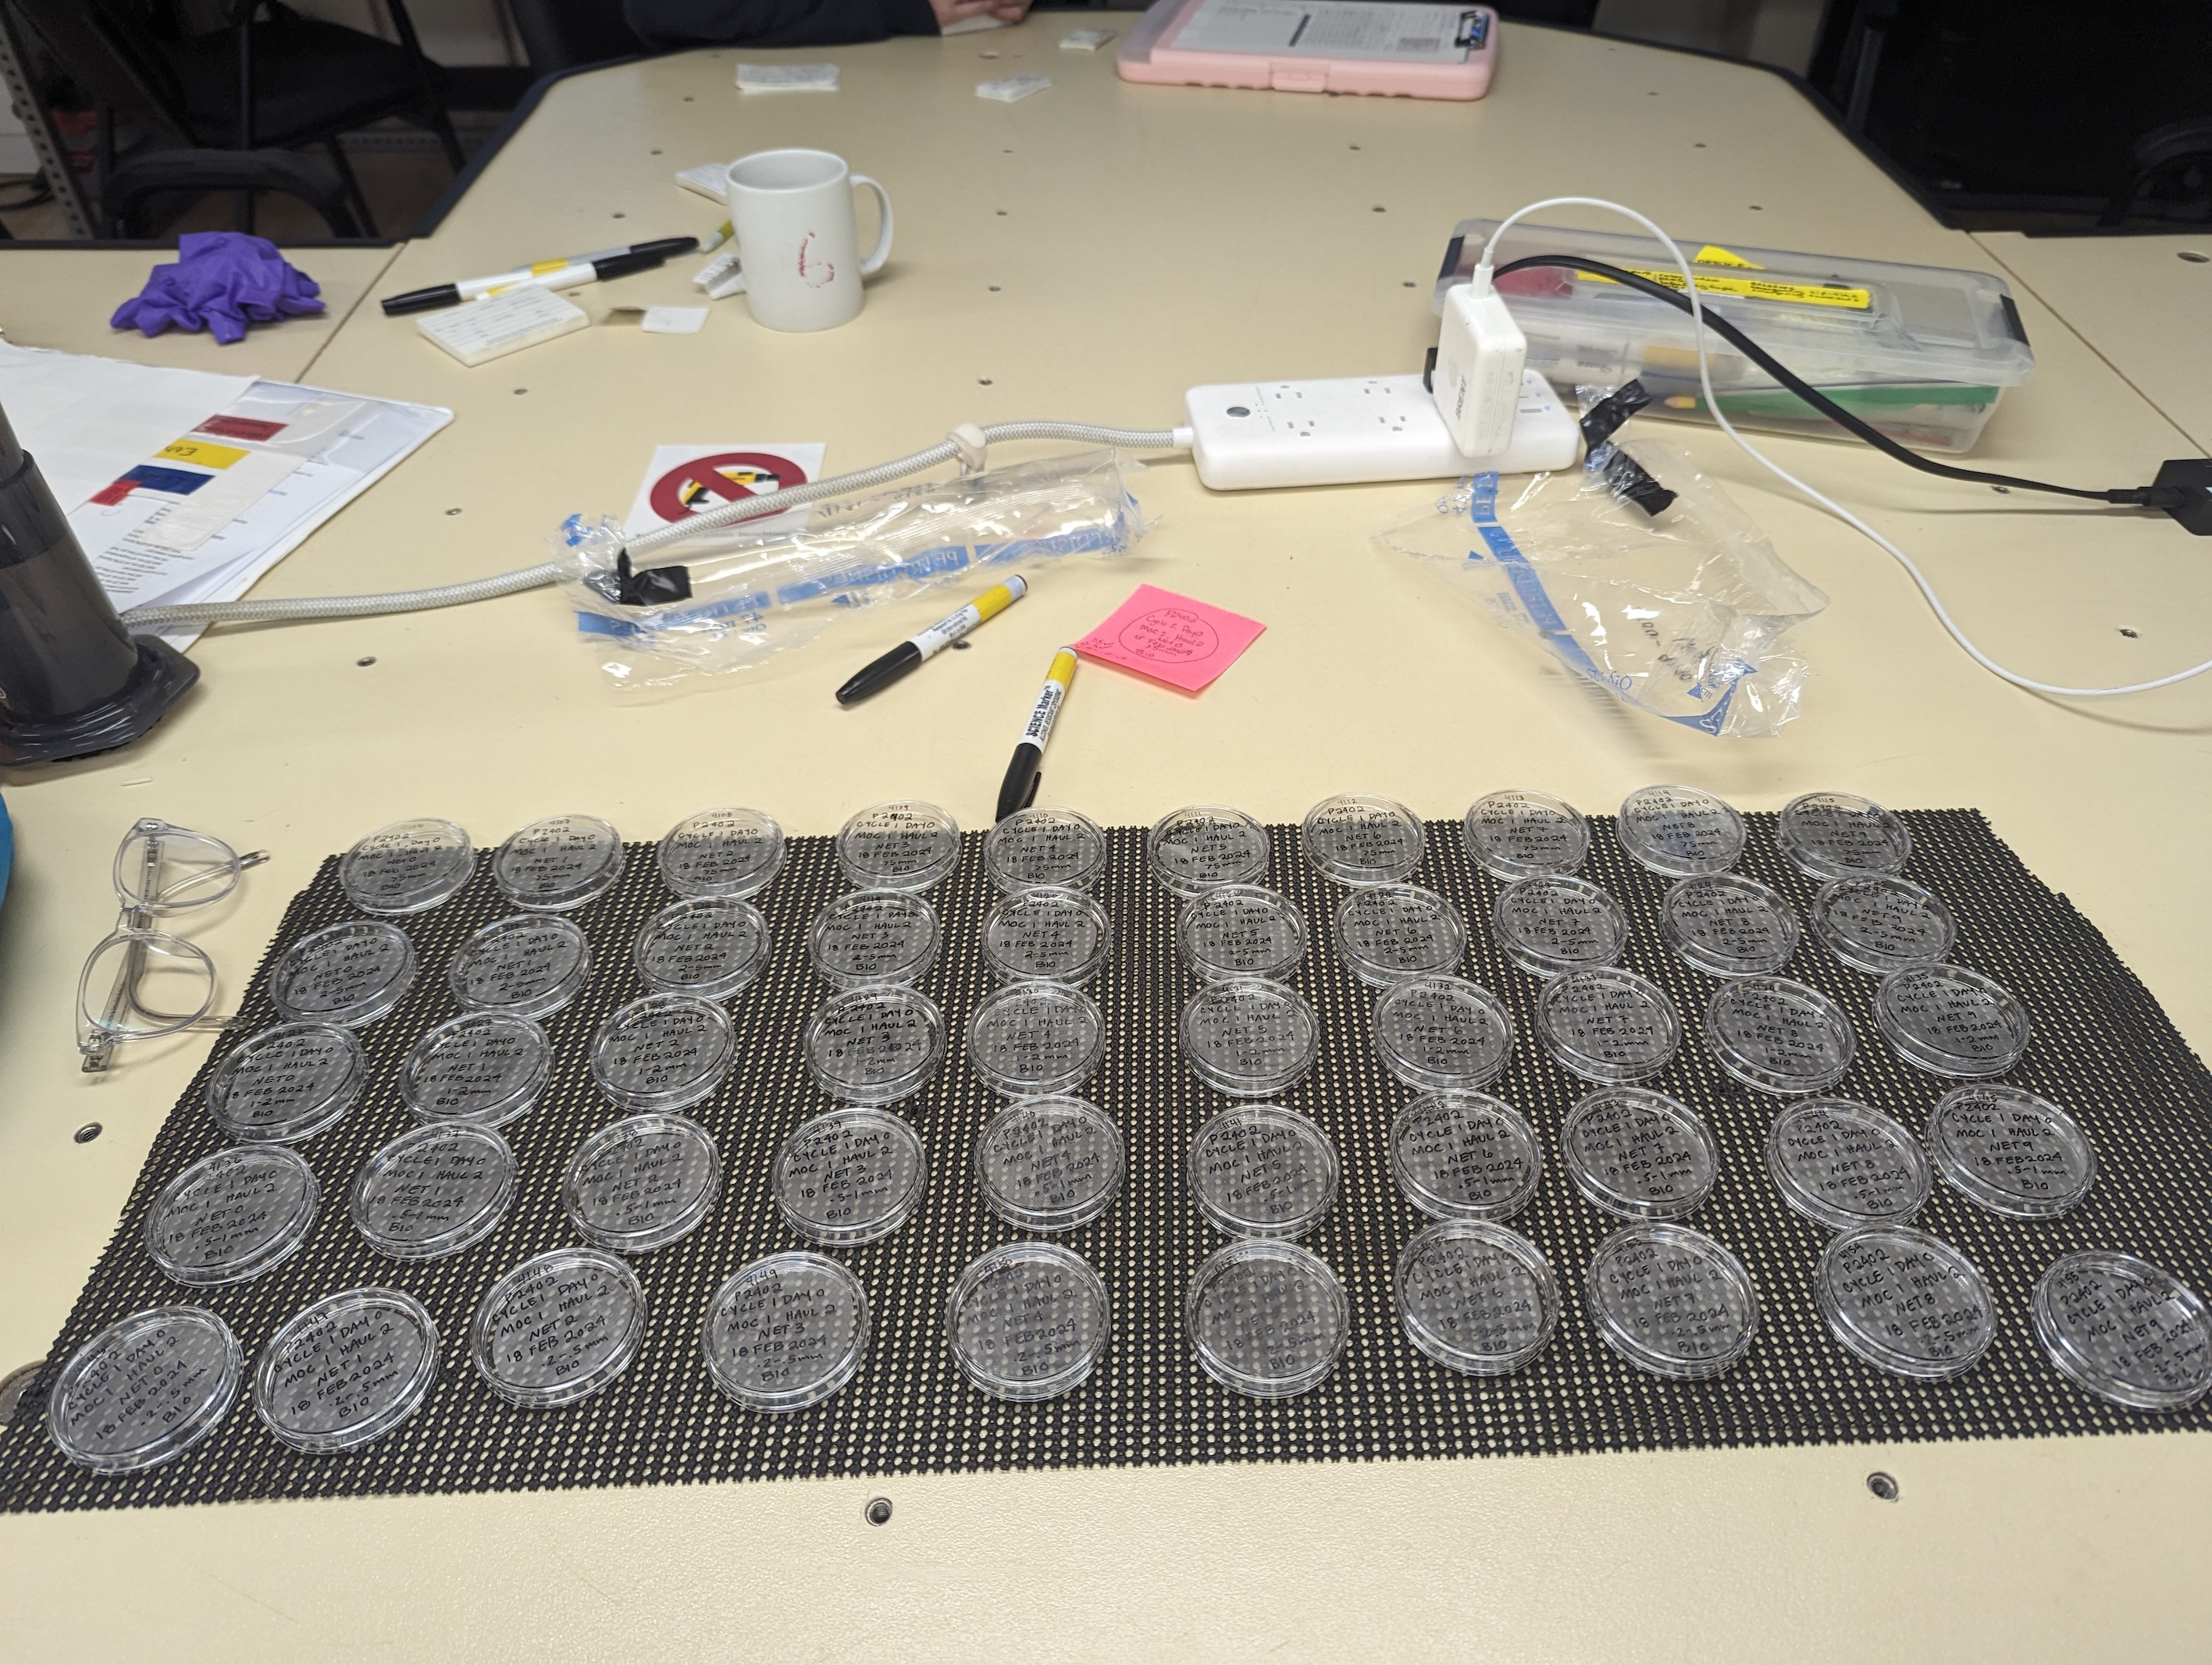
[[0, 635, 199, 764]]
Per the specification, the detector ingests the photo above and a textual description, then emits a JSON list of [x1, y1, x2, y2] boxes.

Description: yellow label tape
[[1580, 263, 1872, 311], [156, 437, 249, 468]]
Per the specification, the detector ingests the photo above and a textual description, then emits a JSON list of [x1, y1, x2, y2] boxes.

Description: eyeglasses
[[77, 819, 269, 1072]]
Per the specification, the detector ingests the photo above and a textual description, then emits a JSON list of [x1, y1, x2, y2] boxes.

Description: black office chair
[[509, 0, 647, 76]]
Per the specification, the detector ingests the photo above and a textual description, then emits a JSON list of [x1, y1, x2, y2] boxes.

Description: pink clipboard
[[1116, 0, 1498, 101]]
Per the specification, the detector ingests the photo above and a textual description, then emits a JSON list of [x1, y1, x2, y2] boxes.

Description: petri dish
[[1462, 789, 1590, 881], [656, 806, 785, 900], [1534, 966, 1683, 1084], [633, 896, 770, 1001], [590, 992, 737, 1113], [1147, 804, 1269, 898], [835, 799, 960, 893], [1658, 874, 1800, 978], [1387, 1090, 1543, 1222], [1586, 1222, 1758, 1379], [1188, 1102, 1340, 1240], [803, 985, 946, 1105], [339, 818, 474, 916], [491, 813, 626, 912], [1811, 877, 1956, 975], [1874, 963, 2030, 1079], [771, 1106, 928, 1246], [1765, 1098, 1931, 1231], [1777, 791, 1913, 882], [703, 1251, 871, 1414], [946, 1241, 1110, 1402], [252, 1288, 440, 1453], [351, 1122, 516, 1260], [1928, 1083, 2095, 1218], [562, 1112, 722, 1254], [967, 980, 1106, 1097], [1615, 784, 1745, 879], [2033, 1251, 2212, 1412], [1371, 975, 1515, 1092], [205, 1020, 365, 1144], [399, 1011, 553, 1129], [1177, 884, 1308, 983], [447, 913, 592, 1019], [144, 1144, 319, 1286], [1560, 1087, 1718, 1220], [808, 888, 941, 990], [1184, 1238, 1349, 1399], [981, 886, 1112, 986], [268, 919, 418, 1027], [1492, 875, 1629, 979], [47, 1306, 241, 1473], [470, 1246, 647, 1409], [1701, 976, 1858, 1096], [1395, 1219, 1560, 1375], [984, 806, 1107, 894], [1302, 792, 1426, 887], [1332, 884, 1467, 986], [974, 1095, 1124, 1233], [1180, 977, 1320, 1097], [1815, 1226, 1994, 1380]]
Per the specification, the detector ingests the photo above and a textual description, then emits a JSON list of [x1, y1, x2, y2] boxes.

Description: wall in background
[[1593, 0, 1826, 77]]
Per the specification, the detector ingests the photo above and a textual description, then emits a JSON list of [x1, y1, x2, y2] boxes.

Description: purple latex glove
[[110, 232, 325, 346]]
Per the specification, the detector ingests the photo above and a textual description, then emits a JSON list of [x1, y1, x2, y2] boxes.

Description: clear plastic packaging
[[340, 818, 474, 916], [1180, 977, 1320, 1097], [1617, 784, 1746, 877], [1332, 884, 1466, 986], [1659, 874, 1799, 977], [563, 1112, 722, 1253], [946, 1240, 1111, 1402], [1560, 1087, 1717, 1220], [1302, 793, 1425, 886], [1492, 874, 1628, 978], [1185, 1238, 1348, 1398], [1148, 804, 1269, 897], [985, 806, 1107, 894], [491, 814, 626, 912], [1776, 792, 1912, 881], [206, 1021, 366, 1144], [470, 1247, 647, 1409], [803, 985, 946, 1105], [1535, 966, 1683, 1083], [771, 1106, 928, 1245], [1929, 1083, 2094, 1218], [967, 980, 1105, 1097], [1187, 1102, 1339, 1240], [589, 993, 736, 1112], [1816, 1226, 1993, 1380], [447, 913, 593, 1019], [835, 800, 960, 893], [47, 1306, 242, 1472], [981, 886, 1112, 986], [400, 1012, 553, 1128], [1177, 884, 1308, 983], [253, 1288, 440, 1453], [703, 1251, 871, 1413], [973, 1095, 1124, 1233], [269, 919, 418, 1027], [1387, 1090, 1543, 1221], [1874, 963, 2029, 1078], [1462, 790, 1589, 880], [657, 806, 786, 899], [144, 1144, 319, 1286], [1765, 1098, 1929, 1230], [1395, 1220, 1560, 1375], [634, 896, 771, 1000], [1371, 975, 1514, 1091], [1811, 877, 1955, 974], [1586, 1222, 1758, 1379], [2033, 1251, 2212, 1412], [352, 1122, 516, 1260], [1701, 976, 1857, 1095], [809, 888, 940, 990]]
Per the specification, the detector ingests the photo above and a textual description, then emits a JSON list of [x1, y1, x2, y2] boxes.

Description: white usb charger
[[1429, 258, 1529, 457]]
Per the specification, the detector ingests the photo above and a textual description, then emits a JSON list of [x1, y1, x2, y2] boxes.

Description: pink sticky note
[[1072, 584, 1266, 693]]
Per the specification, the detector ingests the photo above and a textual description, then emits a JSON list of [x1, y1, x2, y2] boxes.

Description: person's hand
[[931, 0, 1031, 29]]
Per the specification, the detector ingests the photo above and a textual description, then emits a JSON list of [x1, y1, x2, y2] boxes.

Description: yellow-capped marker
[[835, 575, 1029, 706], [996, 646, 1078, 822]]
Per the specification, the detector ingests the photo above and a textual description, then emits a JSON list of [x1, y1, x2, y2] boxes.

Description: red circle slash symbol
[[647, 452, 811, 523]]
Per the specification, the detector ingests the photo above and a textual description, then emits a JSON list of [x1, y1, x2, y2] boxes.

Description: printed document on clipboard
[[1117, 0, 1498, 100]]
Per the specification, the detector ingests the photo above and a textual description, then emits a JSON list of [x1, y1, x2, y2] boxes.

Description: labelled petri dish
[[470, 1246, 646, 1409], [1659, 874, 1800, 978], [1492, 875, 1630, 979], [1777, 792, 1913, 881], [771, 1105, 928, 1246], [491, 813, 626, 912], [1148, 804, 1269, 898], [984, 806, 1107, 894], [562, 1112, 722, 1253], [447, 913, 592, 1019], [1874, 963, 2030, 1079], [1181, 977, 1320, 1097], [1302, 793, 1425, 887], [1387, 1090, 1543, 1222], [1184, 1238, 1349, 1398], [1615, 784, 1746, 879], [268, 919, 418, 1027], [2033, 1251, 2212, 1412], [252, 1288, 440, 1453], [1534, 967, 1683, 1084], [590, 992, 737, 1113], [1765, 1098, 1930, 1231], [835, 799, 960, 893], [1928, 1084, 2096, 1218], [144, 1144, 319, 1286], [205, 1021, 365, 1144], [339, 818, 474, 916], [1395, 1219, 1560, 1375], [1701, 977, 1858, 1096], [1371, 975, 1515, 1092], [1560, 1087, 1718, 1220], [946, 1241, 1110, 1402], [1462, 789, 1590, 881], [400, 1012, 553, 1129], [1188, 1102, 1340, 1240], [352, 1122, 516, 1260], [1816, 1226, 1994, 1380], [967, 980, 1106, 1097], [1586, 1223, 1758, 1379], [1333, 884, 1467, 986], [1811, 877, 1956, 975], [703, 1251, 871, 1414], [974, 1095, 1124, 1233], [808, 888, 940, 990], [47, 1306, 241, 1473], [656, 806, 785, 900], [634, 896, 770, 1000], [1177, 884, 1307, 982], [803, 985, 946, 1105], [981, 885, 1112, 986]]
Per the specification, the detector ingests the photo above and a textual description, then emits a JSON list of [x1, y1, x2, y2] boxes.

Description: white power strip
[[1184, 370, 1580, 490]]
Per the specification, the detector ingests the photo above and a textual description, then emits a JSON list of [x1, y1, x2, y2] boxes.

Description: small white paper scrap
[[977, 73, 1051, 101], [940, 13, 1005, 32], [693, 247, 743, 290], [1060, 27, 1115, 49], [417, 284, 588, 367], [676, 162, 727, 201], [736, 62, 839, 92], [642, 307, 708, 334]]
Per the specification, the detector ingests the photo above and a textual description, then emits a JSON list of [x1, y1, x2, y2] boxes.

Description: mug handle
[[852, 175, 894, 279]]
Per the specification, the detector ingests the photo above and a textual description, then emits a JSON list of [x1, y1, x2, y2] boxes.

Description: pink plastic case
[[1117, 0, 1498, 101]]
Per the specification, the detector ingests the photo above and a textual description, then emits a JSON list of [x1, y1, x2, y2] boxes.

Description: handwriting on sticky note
[[1073, 583, 1265, 693]]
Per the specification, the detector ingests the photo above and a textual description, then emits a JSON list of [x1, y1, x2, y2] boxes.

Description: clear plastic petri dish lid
[[946, 1240, 1111, 1402], [400, 1011, 553, 1129], [1874, 962, 2030, 1078], [268, 919, 418, 1027], [967, 980, 1106, 1097], [352, 1121, 517, 1260], [803, 985, 947, 1105], [1615, 784, 1746, 878], [703, 1251, 871, 1414], [1180, 976, 1320, 1097], [470, 1246, 646, 1409], [981, 886, 1112, 986], [634, 896, 770, 1001], [1148, 804, 1269, 898], [1302, 792, 1426, 887], [590, 992, 737, 1113], [1777, 791, 1913, 882], [1811, 877, 1956, 975], [835, 799, 960, 893], [1928, 1083, 2095, 1218], [1333, 884, 1467, 986], [808, 888, 940, 990], [144, 1144, 319, 1286], [205, 1020, 366, 1144], [1395, 1219, 1560, 1375], [1177, 884, 1307, 982], [447, 913, 592, 1019], [1702, 976, 1858, 1096], [1534, 966, 1683, 1084], [1188, 1102, 1340, 1240], [1492, 875, 1629, 978], [656, 805, 786, 900], [1765, 1098, 1931, 1231], [1371, 975, 1515, 1092], [1462, 789, 1590, 881], [974, 1095, 1124, 1233], [2033, 1251, 2212, 1412], [1184, 1238, 1349, 1399], [1586, 1222, 1758, 1379], [562, 1112, 722, 1254], [984, 806, 1107, 894], [339, 818, 474, 916], [1387, 1090, 1543, 1221], [253, 1287, 440, 1453], [1816, 1226, 1994, 1380], [1560, 1086, 1718, 1220], [47, 1305, 242, 1473], [492, 813, 627, 912], [771, 1105, 928, 1246], [1659, 874, 1800, 978]]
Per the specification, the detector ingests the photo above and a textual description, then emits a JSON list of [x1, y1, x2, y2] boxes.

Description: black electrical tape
[[1578, 379, 1654, 450]]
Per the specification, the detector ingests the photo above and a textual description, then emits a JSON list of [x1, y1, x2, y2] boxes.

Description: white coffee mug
[[721, 148, 893, 332]]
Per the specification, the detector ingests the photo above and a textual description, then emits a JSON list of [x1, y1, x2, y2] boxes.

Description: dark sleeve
[[625, 0, 939, 48]]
